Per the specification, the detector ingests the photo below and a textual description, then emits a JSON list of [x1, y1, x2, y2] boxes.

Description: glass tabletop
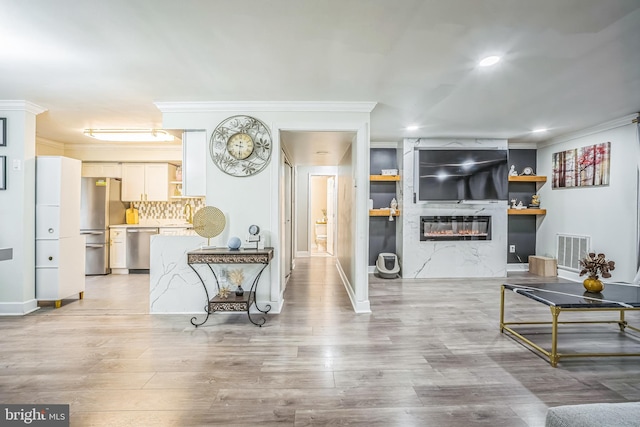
[[503, 282, 640, 308]]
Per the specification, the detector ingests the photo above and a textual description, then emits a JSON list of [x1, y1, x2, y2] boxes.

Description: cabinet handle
[[48, 228, 54, 234], [48, 256, 53, 261]]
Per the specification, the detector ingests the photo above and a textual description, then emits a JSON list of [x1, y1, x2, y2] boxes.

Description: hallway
[[1, 257, 639, 426]]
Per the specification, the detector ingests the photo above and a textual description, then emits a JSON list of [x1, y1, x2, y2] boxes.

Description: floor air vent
[[556, 234, 590, 271]]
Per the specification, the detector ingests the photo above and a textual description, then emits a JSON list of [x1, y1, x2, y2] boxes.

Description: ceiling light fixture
[[478, 55, 501, 67], [532, 128, 548, 133], [83, 129, 175, 142], [406, 125, 419, 131]]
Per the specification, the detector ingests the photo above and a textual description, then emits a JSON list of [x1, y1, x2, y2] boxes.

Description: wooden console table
[[187, 247, 273, 327]]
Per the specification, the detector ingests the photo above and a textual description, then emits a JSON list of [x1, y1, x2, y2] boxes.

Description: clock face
[[227, 133, 254, 160], [210, 115, 272, 177], [249, 224, 260, 235], [522, 167, 535, 176]]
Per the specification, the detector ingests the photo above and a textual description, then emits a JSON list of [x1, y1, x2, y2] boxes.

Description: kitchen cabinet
[[36, 156, 85, 307], [121, 163, 176, 202], [82, 162, 122, 178], [109, 228, 127, 271]]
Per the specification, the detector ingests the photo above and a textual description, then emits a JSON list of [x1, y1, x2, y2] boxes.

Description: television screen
[[415, 149, 508, 201]]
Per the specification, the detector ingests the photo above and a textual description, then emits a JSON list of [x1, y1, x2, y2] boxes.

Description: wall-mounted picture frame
[[0, 156, 6, 190], [0, 118, 6, 147], [552, 141, 611, 188]]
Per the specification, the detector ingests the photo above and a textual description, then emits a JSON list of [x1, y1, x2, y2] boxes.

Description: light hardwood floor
[[1, 258, 639, 426]]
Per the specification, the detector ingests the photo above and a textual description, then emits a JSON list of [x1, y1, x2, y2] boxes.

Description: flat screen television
[[414, 149, 508, 202]]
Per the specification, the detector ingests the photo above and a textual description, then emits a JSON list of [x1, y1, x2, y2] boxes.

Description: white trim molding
[[538, 113, 640, 148], [336, 260, 372, 313], [0, 100, 47, 115], [0, 300, 39, 316], [155, 101, 377, 114]]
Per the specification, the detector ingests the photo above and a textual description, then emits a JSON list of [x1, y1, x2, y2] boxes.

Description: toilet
[[314, 222, 327, 251]]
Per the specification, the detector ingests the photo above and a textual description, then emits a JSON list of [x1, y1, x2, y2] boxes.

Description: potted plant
[[579, 252, 615, 292]]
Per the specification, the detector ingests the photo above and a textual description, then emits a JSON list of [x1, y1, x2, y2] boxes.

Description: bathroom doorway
[[309, 174, 336, 256]]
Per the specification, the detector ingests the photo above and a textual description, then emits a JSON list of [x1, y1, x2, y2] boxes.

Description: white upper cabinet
[[121, 163, 176, 202]]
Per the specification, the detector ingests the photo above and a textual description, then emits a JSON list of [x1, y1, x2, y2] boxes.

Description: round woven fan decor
[[193, 206, 226, 245]]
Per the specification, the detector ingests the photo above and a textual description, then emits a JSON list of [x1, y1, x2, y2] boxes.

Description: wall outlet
[[509, 245, 516, 253]]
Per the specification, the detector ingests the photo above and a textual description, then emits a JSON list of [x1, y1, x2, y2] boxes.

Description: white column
[[0, 101, 46, 315]]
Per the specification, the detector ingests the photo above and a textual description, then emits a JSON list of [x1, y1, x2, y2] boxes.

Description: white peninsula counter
[[149, 236, 273, 316]]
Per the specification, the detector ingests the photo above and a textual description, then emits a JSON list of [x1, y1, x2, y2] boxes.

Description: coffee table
[[500, 282, 640, 367]]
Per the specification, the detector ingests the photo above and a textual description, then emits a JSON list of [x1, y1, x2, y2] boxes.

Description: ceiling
[[2, 0, 639, 163]]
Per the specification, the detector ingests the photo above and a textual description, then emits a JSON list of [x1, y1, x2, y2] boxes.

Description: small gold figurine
[[217, 286, 231, 299]]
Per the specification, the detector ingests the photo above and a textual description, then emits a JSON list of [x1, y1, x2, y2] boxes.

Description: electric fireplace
[[420, 216, 491, 241]]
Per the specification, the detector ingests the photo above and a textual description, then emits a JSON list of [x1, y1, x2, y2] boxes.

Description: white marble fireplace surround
[[400, 138, 508, 278]]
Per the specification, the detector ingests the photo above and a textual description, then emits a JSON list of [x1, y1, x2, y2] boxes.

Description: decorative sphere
[[227, 236, 242, 250]]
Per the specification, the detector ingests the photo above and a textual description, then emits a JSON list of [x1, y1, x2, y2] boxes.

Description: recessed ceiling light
[[532, 128, 548, 133], [83, 129, 174, 142], [406, 125, 419, 131], [478, 56, 501, 67]]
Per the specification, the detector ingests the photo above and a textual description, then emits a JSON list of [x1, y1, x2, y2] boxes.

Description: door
[[144, 164, 169, 201], [326, 176, 336, 255], [284, 161, 293, 278], [121, 164, 146, 201]]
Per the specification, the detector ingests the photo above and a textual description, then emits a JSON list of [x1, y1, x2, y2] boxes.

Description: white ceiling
[[2, 0, 639, 163]]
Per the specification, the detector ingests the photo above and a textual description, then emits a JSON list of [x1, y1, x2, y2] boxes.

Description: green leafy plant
[[579, 252, 615, 279]]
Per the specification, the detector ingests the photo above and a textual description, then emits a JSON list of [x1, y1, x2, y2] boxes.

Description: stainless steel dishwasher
[[126, 227, 159, 270]]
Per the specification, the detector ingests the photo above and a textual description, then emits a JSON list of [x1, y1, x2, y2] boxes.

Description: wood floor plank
[[1, 259, 639, 426]]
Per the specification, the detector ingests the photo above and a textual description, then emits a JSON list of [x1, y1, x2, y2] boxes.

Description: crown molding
[[0, 100, 47, 115], [36, 137, 65, 150], [155, 101, 377, 114], [537, 113, 640, 148]]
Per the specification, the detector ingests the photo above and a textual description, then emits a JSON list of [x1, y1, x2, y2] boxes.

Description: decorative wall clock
[[209, 115, 272, 177]]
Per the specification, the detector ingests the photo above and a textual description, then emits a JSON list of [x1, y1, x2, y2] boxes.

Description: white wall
[[0, 102, 45, 315], [158, 102, 374, 313], [536, 116, 640, 282]]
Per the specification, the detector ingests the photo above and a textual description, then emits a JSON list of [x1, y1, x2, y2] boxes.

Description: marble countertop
[[110, 222, 193, 229]]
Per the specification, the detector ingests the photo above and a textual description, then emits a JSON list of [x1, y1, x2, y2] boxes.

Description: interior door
[[326, 176, 336, 255], [284, 161, 293, 278]]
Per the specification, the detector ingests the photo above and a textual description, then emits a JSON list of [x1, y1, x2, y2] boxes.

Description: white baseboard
[[368, 265, 376, 274], [0, 299, 40, 316], [507, 263, 529, 272], [295, 251, 310, 258], [336, 260, 371, 313]]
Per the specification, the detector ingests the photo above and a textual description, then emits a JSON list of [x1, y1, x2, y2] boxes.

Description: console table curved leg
[[250, 264, 272, 314], [189, 264, 212, 327]]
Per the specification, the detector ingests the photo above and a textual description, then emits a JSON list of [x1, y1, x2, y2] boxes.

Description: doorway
[[309, 175, 336, 256]]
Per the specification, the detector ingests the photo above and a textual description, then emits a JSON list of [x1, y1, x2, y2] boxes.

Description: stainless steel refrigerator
[[80, 178, 127, 275]]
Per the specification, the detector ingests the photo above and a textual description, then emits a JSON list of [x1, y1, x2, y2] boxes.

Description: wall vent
[[556, 234, 590, 271]]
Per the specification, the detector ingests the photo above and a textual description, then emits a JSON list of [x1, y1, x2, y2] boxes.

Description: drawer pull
[[48, 256, 53, 261], [48, 228, 54, 234]]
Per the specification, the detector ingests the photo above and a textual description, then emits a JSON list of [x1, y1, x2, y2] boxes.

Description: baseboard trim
[[0, 299, 40, 316], [295, 251, 310, 258], [507, 263, 529, 272], [336, 260, 371, 313]]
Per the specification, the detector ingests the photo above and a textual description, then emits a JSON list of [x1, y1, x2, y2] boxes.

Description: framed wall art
[[552, 142, 611, 188], [0, 118, 5, 147], [0, 156, 6, 190]]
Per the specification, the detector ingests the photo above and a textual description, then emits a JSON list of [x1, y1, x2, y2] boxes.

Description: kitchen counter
[[110, 222, 193, 229]]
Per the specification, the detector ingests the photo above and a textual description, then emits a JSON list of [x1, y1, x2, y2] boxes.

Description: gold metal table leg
[[54, 300, 61, 309], [550, 306, 560, 367], [79, 291, 84, 300], [619, 310, 627, 331], [500, 285, 505, 333]]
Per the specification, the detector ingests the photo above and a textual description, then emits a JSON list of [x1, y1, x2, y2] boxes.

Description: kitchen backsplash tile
[[132, 199, 205, 221]]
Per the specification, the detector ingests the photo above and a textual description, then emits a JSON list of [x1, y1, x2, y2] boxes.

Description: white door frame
[[307, 173, 337, 256]]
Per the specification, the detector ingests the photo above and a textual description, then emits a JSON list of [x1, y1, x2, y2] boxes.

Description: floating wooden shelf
[[508, 208, 546, 215], [508, 176, 547, 182], [370, 175, 400, 182], [370, 209, 401, 217]]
